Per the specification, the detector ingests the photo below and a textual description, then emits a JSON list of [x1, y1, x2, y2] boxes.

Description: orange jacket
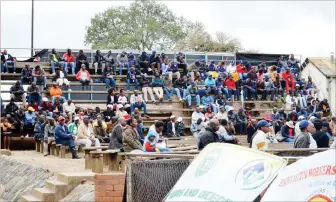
[[50, 87, 62, 97], [63, 53, 75, 62], [76, 70, 91, 81]]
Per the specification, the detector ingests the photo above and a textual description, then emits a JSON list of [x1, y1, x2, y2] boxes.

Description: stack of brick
[[94, 173, 125, 202]]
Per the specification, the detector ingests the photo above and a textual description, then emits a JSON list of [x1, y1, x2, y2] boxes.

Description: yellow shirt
[[231, 72, 239, 81], [52, 54, 58, 62]]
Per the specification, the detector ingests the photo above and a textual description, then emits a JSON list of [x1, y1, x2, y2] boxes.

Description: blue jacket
[[54, 124, 72, 145], [205, 78, 216, 87], [152, 77, 164, 87], [168, 64, 179, 73], [201, 95, 214, 105]]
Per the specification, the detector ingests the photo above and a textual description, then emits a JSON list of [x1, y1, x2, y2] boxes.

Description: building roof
[[303, 57, 336, 78]]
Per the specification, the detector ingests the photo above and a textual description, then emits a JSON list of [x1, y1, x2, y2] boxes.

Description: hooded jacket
[[108, 124, 124, 150]]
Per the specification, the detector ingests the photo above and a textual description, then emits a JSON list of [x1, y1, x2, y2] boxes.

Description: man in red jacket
[[281, 68, 295, 93], [63, 48, 75, 74], [225, 74, 237, 100], [236, 61, 248, 80]]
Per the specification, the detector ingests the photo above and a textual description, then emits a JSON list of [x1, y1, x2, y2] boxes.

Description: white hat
[[74, 116, 80, 121], [107, 104, 113, 108], [286, 121, 295, 128], [170, 115, 176, 119], [298, 115, 305, 120], [177, 117, 183, 122], [42, 97, 48, 102], [309, 116, 317, 122]]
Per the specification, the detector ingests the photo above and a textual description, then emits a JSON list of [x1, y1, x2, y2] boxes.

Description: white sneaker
[[68, 88, 72, 91]]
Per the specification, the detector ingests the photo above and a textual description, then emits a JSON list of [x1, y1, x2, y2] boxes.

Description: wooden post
[[78, 145, 83, 153], [60, 145, 66, 158], [103, 152, 109, 166], [56, 145, 61, 156], [51, 143, 56, 155], [120, 155, 126, 173], [91, 152, 103, 173], [35, 140, 40, 152], [85, 150, 92, 169], [39, 141, 44, 153], [108, 152, 119, 172]]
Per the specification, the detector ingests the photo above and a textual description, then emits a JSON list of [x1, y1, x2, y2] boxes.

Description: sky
[[0, 0, 335, 60]]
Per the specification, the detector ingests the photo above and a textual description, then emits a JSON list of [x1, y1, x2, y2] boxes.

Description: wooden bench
[[55, 144, 67, 158], [90, 149, 121, 173], [83, 146, 108, 169]]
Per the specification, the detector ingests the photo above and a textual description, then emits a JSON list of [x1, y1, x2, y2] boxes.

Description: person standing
[[43, 117, 55, 156]]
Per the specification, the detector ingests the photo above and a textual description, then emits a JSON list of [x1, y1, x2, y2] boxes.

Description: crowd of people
[[1, 49, 335, 155]]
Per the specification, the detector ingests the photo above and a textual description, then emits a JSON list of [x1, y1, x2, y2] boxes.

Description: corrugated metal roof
[[307, 57, 336, 77]]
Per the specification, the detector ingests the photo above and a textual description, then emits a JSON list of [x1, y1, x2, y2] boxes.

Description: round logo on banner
[[308, 194, 333, 202], [194, 148, 221, 178], [235, 160, 273, 190]]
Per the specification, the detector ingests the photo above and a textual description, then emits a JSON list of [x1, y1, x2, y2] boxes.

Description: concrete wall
[[302, 63, 336, 115], [0, 156, 54, 202]]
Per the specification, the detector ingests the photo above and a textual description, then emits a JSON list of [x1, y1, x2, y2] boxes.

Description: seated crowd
[[1, 49, 335, 155]]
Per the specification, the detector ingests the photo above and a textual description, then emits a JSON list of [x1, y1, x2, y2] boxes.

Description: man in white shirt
[[63, 99, 76, 122], [250, 120, 272, 151], [191, 107, 205, 124], [214, 106, 228, 120], [130, 90, 147, 114]]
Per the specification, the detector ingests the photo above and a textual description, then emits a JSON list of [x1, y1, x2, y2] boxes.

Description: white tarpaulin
[[262, 149, 336, 202], [164, 143, 287, 202]]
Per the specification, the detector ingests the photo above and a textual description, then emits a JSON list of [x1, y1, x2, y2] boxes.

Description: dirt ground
[[9, 151, 88, 173]]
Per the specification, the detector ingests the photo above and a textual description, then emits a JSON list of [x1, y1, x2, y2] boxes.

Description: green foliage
[[85, 0, 191, 51]]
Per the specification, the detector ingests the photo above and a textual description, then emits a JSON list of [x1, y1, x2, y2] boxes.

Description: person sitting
[[103, 50, 115, 74], [116, 104, 128, 118], [185, 82, 200, 108], [76, 50, 89, 73], [204, 107, 215, 121], [149, 51, 161, 73], [139, 73, 156, 103], [160, 53, 169, 75], [188, 61, 201, 81], [205, 74, 217, 94], [215, 76, 229, 99], [68, 116, 80, 138], [163, 74, 174, 101], [123, 118, 143, 152], [215, 106, 228, 120], [117, 89, 129, 107], [151, 72, 164, 102], [63, 48, 75, 74], [167, 60, 180, 81], [20, 64, 33, 85], [49, 48, 64, 74], [103, 64, 116, 89], [27, 99, 39, 112], [126, 67, 139, 91], [54, 116, 79, 159], [235, 108, 247, 135], [277, 56, 288, 68], [130, 90, 147, 114], [236, 61, 248, 80], [198, 119, 220, 150], [63, 99, 76, 122], [261, 75, 274, 100], [117, 51, 129, 75], [135, 116, 145, 145], [312, 120, 330, 148], [52, 99, 63, 116], [77, 116, 101, 149], [176, 117, 185, 136], [242, 78, 257, 101], [137, 51, 150, 74], [280, 121, 295, 142], [76, 64, 91, 90], [50, 83, 66, 104], [93, 119, 109, 143], [0, 118, 12, 150], [225, 74, 237, 100], [164, 115, 178, 137], [1, 50, 16, 73], [40, 97, 53, 116], [43, 117, 55, 156], [27, 82, 41, 105], [10, 81, 27, 106], [201, 91, 217, 113], [287, 54, 300, 71], [285, 91, 297, 110], [258, 60, 268, 73], [24, 107, 36, 135], [106, 88, 118, 106], [173, 76, 187, 101], [217, 119, 238, 144], [190, 118, 206, 142], [54, 65, 71, 90], [108, 117, 125, 150], [32, 65, 47, 90], [318, 99, 331, 117], [246, 119, 257, 143], [93, 50, 104, 74]]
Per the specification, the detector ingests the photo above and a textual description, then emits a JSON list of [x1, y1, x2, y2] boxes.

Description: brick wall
[[94, 173, 126, 202]]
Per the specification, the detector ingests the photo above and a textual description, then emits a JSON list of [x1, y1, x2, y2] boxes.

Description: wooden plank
[[118, 152, 195, 159], [171, 145, 197, 151]]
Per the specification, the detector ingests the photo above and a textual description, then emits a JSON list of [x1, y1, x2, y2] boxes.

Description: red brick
[[95, 174, 115, 180], [119, 179, 126, 185], [96, 197, 113, 202], [98, 180, 108, 185], [95, 191, 106, 197], [96, 185, 114, 191], [113, 196, 123, 202], [114, 185, 125, 191], [105, 180, 120, 185], [106, 191, 122, 197]]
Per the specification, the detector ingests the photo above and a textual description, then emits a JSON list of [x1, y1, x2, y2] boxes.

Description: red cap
[[58, 116, 65, 121]]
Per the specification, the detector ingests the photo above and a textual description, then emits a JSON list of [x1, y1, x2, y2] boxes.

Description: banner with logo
[[164, 143, 287, 202], [262, 149, 336, 202]]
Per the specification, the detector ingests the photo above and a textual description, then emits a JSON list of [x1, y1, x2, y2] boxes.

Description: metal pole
[[31, 0, 34, 57]]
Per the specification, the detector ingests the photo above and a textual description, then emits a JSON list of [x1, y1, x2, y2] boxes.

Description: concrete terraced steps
[[21, 172, 95, 202]]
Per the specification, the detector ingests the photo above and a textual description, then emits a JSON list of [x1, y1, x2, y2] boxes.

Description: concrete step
[[57, 172, 95, 191], [21, 194, 43, 202], [31, 188, 56, 201], [45, 180, 68, 201]]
